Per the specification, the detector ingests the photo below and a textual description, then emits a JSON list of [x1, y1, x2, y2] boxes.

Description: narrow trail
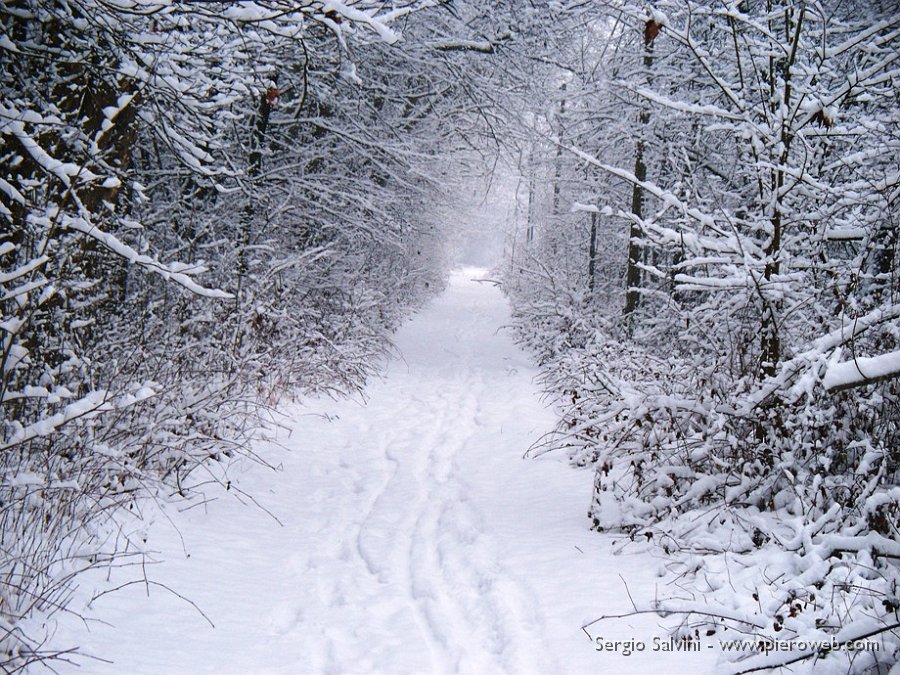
[[55, 268, 716, 674]]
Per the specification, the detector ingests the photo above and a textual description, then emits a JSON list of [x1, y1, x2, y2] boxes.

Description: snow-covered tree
[[504, 1, 900, 670], [1, 0, 457, 666]]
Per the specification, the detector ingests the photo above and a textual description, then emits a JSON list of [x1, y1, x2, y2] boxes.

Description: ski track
[[53, 268, 718, 675]]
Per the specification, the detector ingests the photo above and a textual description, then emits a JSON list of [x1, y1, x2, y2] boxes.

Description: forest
[[2, 0, 898, 672]]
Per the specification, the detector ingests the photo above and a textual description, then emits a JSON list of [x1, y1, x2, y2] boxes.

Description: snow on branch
[[0, 255, 48, 285], [565, 145, 722, 232], [2, 111, 231, 300], [2, 113, 100, 187], [753, 303, 900, 404], [1, 386, 156, 451], [61, 216, 233, 299], [631, 86, 742, 120], [429, 37, 501, 53], [323, 1, 402, 44], [823, 349, 900, 392], [561, 143, 766, 258], [570, 202, 600, 213]]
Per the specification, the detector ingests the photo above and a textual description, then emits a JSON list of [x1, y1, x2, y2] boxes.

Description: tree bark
[[624, 35, 653, 319]]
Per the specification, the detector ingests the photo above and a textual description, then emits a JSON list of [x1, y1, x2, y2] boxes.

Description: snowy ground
[[53, 268, 719, 674]]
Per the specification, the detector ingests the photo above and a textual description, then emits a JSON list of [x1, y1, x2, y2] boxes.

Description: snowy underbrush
[[508, 290, 900, 674], [2, 0, 462, 663], [0, 247, 437, 671]]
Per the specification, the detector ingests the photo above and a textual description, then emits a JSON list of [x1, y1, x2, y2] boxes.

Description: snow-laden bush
[[505, 1, 899, 669], [1, 0, 448, 668], [509, 285, 900, 672]]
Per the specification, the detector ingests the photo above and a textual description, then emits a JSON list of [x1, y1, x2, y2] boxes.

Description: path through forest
[[55, 268, 715, 674]]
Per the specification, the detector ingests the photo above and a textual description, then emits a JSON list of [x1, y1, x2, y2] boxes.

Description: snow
[[823, 349, 900, 391], [0, 255, 48, 284], [430, 38, 496, 53], [565, 144, 737, 242], [51, 268, 717, 674], [824, 226, 866, 241], [633, 87, 741, 120], [570, 201, 599, 213], [2, 344, 28, 372], [0, 32, 19, 52], [61, 216, 233, 299], [2, 391, 109, 448], [0, 316, 25, 334], [0, 176, 27, 208], [322, 1, 402, 45]]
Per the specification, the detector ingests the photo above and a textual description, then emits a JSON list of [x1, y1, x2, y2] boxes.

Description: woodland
[[1, 0, 899, 672]]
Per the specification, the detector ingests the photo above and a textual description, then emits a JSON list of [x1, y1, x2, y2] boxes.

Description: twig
[[90, 580, 215, 628]]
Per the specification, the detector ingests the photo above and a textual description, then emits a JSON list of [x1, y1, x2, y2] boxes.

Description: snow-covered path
[[56, 268, 716, 674]]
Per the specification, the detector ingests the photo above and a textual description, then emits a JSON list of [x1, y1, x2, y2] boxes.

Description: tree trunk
[[236, 90, 274, 309], [588, 212, 597, 294], [526, 144, 536, 246], [624, 34, 653, 319], [759, 4, 803, 378], [551, 83, 567, 215]]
